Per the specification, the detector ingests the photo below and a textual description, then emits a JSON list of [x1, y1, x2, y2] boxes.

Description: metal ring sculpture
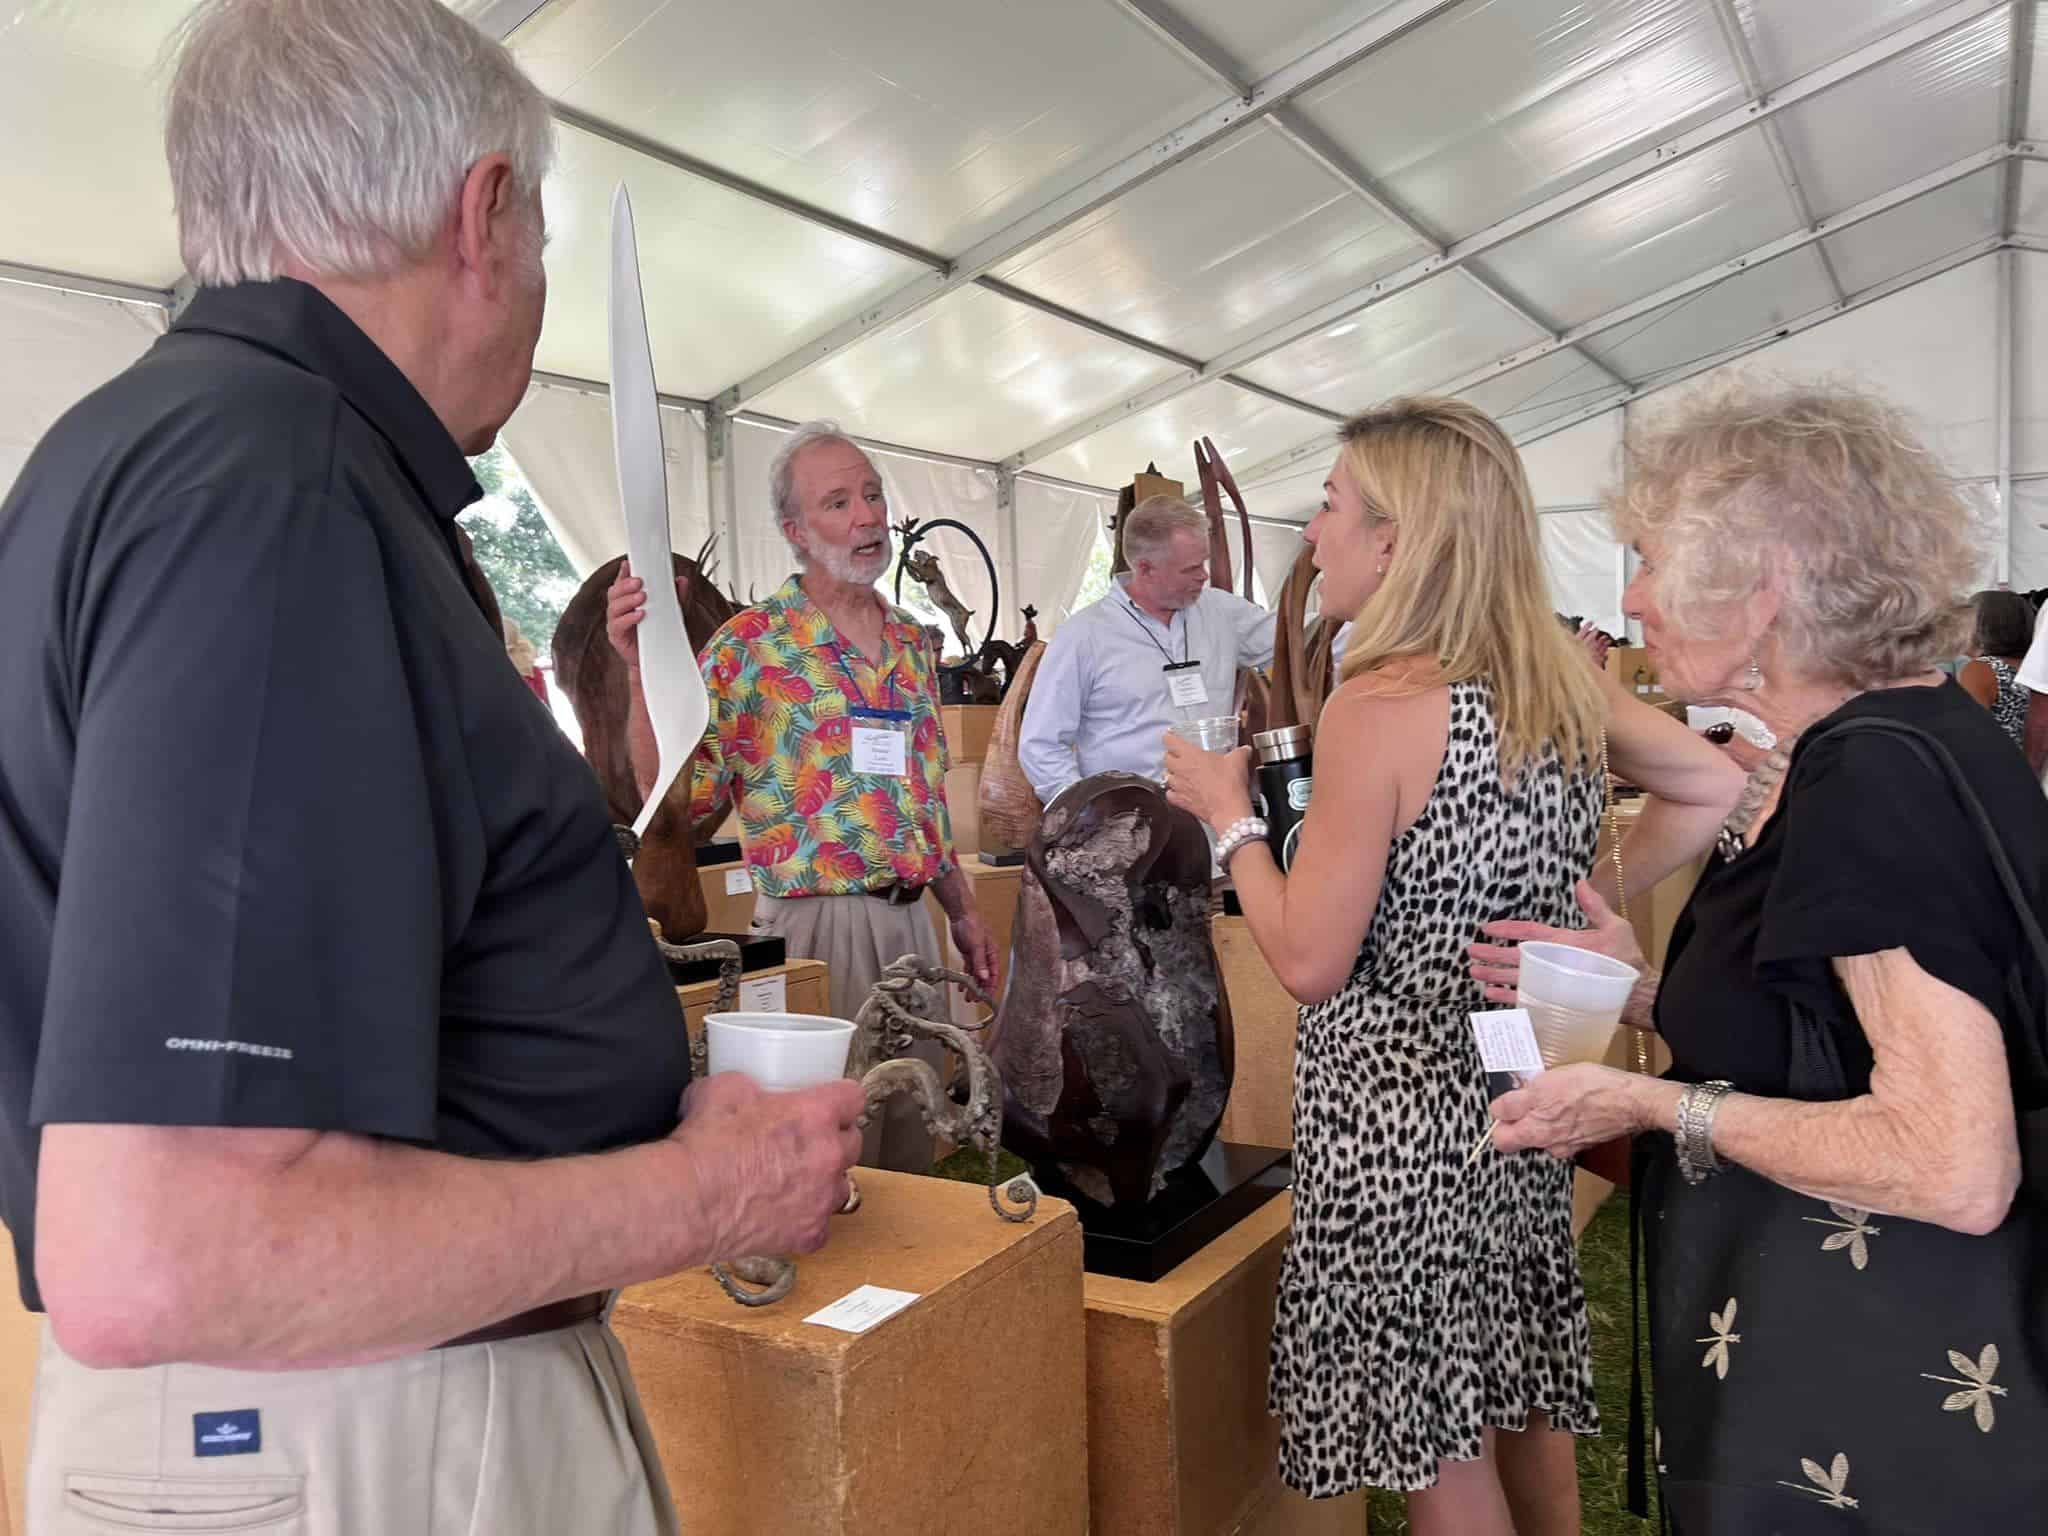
[[892, 516, 999, 669]]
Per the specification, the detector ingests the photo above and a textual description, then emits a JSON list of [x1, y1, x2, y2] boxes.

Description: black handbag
[[1626, 716, 2048, 1534]]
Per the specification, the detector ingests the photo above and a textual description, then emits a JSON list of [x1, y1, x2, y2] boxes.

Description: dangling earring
[[1376, 556, 1388, 577], [1741, 657, 1763, 692]]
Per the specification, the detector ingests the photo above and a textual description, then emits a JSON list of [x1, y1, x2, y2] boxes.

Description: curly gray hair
[[166, 0, 555, 286], [1613, 379, 1987, 688]]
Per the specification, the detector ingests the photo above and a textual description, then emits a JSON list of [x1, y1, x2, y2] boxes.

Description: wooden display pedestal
[[615, 1170, 1088, 1536], [1083, 1194, 1366, 1535], [1212, 914, 1300, 1150]]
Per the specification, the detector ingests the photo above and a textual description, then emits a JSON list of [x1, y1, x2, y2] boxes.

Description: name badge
[[1164, 661, 1208, 709], [851, 708, 911, 778]]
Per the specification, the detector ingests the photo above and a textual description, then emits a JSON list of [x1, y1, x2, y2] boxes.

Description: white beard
[[809, 532, 892, 586]]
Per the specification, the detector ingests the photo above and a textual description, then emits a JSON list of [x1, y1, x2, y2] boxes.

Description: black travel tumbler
[[1251, 725, 1313, 871]]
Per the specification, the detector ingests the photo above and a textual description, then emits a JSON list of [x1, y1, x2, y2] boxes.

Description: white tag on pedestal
[[1471, 1008, 1545, 1080], [804, 1284, 920, 1334], [739, 974, 786, 1013], [724, 868, 754, 895]]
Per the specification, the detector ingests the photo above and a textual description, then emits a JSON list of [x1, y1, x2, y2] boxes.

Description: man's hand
[[668, 1074, 865, 1260], [951, 911, 999, 995], [606, 558, 691, 674]]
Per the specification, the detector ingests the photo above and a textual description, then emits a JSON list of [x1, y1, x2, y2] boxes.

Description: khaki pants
[[28, 1318, 677, 1535], [751, 891, 945, 1173]]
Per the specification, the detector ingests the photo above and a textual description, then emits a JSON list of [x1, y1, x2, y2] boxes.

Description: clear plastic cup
[[703, 1012, 856, 1092], [1515, 942, 1640, 1069], [1170, 716, 1240, 752]]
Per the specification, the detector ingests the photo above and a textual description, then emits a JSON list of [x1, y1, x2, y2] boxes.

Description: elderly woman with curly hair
[[1471, 382, 2048, 1532]]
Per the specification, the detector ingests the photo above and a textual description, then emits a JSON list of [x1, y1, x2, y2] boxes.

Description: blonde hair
[[1613, 379, 1984, 687], [1335, 397, 1604, 774], [1122, 494, 1209, 565]]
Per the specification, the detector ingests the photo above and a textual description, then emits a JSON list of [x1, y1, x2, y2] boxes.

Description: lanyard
[[831, 632, 904, 713], [1122, 599, 1188, 666]]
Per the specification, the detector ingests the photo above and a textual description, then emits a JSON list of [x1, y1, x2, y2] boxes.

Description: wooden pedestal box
[[1213, 915, 1300, 1150], [615, 1171, 1088, 1535], [940, 704, 998, 766], [1082, 1195, 1367, 1535], [675, 957, 829, 1041]]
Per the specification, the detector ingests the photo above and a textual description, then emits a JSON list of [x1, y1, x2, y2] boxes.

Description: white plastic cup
[[1515, 942, 1641, 1070], [703, 1012, 856, 1092], [1170, 715, 1240, 752]]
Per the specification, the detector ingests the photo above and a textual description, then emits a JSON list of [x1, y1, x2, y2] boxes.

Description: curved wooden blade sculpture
[[1265, 542, 1340, 736], [992, 773, 1234, 1208], [978, 640, 1046, 855], [554, 546, 740, 938], [1193, 435, 1255, 598]]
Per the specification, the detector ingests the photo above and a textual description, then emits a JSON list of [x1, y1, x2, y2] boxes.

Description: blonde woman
[[1165, 399, 1738, 1532]]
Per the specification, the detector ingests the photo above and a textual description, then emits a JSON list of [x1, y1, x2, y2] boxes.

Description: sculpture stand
[[612, 1172, 1089, 1536], [1082, 1193, 1368, 1536], [1037, 1141, 1290, 1282]]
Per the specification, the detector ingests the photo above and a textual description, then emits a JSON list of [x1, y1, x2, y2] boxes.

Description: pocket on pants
[[60, 1471, 304, 1532]]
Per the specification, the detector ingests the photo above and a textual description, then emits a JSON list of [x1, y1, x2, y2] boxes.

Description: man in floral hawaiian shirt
[[609, 421, 996, 1169]]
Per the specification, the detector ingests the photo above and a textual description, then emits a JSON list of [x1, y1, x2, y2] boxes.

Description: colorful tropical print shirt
[[688, 576, 957, 898]]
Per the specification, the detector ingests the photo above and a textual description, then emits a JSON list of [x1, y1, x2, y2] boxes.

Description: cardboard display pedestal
[[674, 957, 829, 1041], [1084, 1195, 1366, 1535], [1212, 914, 1300, 1150], [615, 1170, 1087, 1535]]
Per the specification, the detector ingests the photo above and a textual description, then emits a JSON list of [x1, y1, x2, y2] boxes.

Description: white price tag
[[1164, 662, 1208, 709], [723, 868, 753, 895], [851, 723, 909, 778], [1471, 1008, 1545, 1082], [804, 1284, 921, 1334], [739, 974, 786, 1012]]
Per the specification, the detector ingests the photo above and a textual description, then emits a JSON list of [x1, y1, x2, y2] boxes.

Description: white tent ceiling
[[5, 0, 2048, 627]]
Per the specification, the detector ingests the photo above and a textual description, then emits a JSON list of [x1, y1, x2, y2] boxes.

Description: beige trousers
[[27, 1318, 677, 1535], [751, 890, 945, 1173]]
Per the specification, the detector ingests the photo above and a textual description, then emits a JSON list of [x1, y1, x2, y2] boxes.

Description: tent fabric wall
[[1013, 478, 1111, 627], [498, 381, 710, 580], [0, 285, 162, 501]]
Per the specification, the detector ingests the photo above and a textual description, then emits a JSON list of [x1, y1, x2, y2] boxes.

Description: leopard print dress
[[1268, 678, 1604, 1496]]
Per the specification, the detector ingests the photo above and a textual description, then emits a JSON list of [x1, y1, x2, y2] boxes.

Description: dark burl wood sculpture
[[553, 547, 739, 940], [992, 773, 1234, 1208]]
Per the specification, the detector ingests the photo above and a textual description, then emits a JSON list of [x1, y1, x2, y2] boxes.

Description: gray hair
[[768, 419, 863, 552], [166, 0, 556, 286], [1122, 494, 1209, 566]]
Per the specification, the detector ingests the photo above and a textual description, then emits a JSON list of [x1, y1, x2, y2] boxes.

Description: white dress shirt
[[1018, 575, 1277, 803], [2019, 605, 2048, 694]]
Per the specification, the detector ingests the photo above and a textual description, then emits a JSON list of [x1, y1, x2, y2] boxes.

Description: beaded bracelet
[[1213, 816, 1269, 868]]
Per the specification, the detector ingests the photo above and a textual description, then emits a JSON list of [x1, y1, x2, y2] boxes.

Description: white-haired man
[[1019, 494, 1277, 802], [608, 423, 996, 1170], [0, 2, 861, 1528]]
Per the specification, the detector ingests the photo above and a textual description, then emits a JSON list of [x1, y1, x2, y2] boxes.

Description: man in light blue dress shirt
[[1019, 495, 1277, 805]]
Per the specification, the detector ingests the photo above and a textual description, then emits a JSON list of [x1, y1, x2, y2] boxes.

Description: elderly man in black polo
[[0, 1, 862, 1529]]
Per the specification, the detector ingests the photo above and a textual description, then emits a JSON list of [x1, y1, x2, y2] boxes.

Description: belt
[[866, 880, 927, 907], [434, 1291, 608, 1350]]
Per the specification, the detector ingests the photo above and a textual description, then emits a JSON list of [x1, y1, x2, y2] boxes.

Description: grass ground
[[1366, 1196, 1654, 1534]]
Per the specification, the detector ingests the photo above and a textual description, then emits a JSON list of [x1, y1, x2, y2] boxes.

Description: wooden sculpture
[[1193, 435, 1254, 597], [1265, 542, 1341, 736], [977, 640, 1046, 854], [552, 544, 741, 938], [992, 774, 1233, 1208]]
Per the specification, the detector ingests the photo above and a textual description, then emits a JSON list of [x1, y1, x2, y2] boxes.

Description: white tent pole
[[999, 0, 2006, 474], [1998, 248, 2016, 584], [995, 469, 1022, 641], [706, 404, 742, 602], [0, 261, 168, 310]]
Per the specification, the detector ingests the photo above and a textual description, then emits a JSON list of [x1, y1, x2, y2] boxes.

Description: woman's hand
[[1467, 879, 1645, 1006], [1489, 1063, 1662, 1159], [1161, 731, 1254, 834]]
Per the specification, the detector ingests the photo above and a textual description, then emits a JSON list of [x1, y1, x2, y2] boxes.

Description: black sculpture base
[[981, 849, 1028, 867], [662, 931, 786, 986], [1035, 1141, 1291, 1282]]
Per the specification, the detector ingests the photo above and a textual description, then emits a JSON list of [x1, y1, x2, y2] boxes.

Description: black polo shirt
[[0, 280, 689, 1310]]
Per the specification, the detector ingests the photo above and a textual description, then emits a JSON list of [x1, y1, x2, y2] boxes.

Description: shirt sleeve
[[2019, 606, 2048, 694], [1757, 729, 2014, 1020], [686, 637, 738, 829], [1017, 623, 1087, 803], [33, 483, 444, 1139], [1235, 594, 1278, 669]]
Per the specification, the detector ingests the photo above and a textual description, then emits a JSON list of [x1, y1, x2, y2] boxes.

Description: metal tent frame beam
[[0, 260, 171, 310], [707, 0, 1464, 412], [998, 0, 2005, 473], [1233, 143, 2019, 487]]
